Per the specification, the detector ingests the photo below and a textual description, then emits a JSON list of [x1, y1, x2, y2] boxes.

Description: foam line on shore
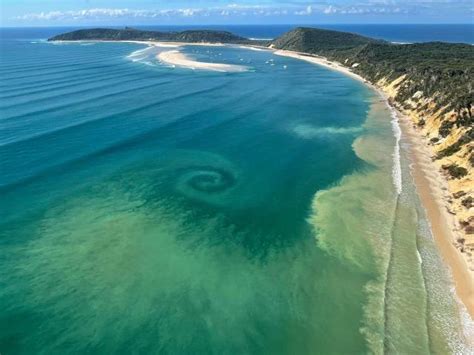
[[389, 107, 403, 195]]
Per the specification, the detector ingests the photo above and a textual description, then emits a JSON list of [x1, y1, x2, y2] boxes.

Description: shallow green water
[[0, 37, 471, 354]]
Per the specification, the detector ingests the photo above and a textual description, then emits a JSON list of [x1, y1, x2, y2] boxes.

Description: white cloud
[[323, 6, 337, 14], [294, 5, 313, 15], [12, 1, 468, 22], [322, 4, 408, 14], [14, 8, 207, 21], [14, 4, 305, 21]]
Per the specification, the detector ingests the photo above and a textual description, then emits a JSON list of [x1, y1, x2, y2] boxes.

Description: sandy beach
[[274, 48, 474, 320], [157, 48, 249, 72], [402, 117, 474, 317], [273, 49, 368, 84]]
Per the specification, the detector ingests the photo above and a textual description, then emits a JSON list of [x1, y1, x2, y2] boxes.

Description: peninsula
[[49, 26, 474, 314], [48, 27, 266, 45]]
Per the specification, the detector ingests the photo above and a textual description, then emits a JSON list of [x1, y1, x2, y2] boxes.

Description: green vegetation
[[438, 120, 454, 138], [462, 196, 473, 209], [48, 28, 252, 44], [270, 27, 382, 52], [442, 164, 468, 179], [436, 128, 473, 159]]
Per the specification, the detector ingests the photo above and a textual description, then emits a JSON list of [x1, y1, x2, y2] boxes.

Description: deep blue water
[[2, 24, 474, 43]]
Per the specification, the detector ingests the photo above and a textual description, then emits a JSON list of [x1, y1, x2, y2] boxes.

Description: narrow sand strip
[[274, 49, 367, 83], [157, 50, 248, 72]]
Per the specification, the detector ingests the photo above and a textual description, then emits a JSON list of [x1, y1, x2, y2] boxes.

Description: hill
[[271, 27, 383, 52], [48, 27, 249, 43]]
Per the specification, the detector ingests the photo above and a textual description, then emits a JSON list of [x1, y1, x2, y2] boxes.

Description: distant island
[[49, 26, 473, 280], [48, 27, 263, 45]]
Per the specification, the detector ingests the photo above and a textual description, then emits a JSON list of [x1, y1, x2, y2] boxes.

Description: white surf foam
[[248, 37, 273, 41], [389, 107, 403, 195], [153, 43, 181, 48], [126, 46, 155, 61], [416, 249, 423, 264], [237, 45, 266, 51]]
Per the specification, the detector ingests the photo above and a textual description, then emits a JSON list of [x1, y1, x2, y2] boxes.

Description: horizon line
[[1, 22, 473, 29]]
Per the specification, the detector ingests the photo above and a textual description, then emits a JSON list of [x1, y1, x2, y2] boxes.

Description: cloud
[[14, 8, 205, 21], [14, 5, 303, 21], [294, 6, 313, 15], [321, 4, 407, 14], [323, 5, 337, 14], [12, 1, 472, 22]]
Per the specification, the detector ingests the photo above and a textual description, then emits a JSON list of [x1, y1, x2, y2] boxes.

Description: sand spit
[[157, 49, 248, 72]]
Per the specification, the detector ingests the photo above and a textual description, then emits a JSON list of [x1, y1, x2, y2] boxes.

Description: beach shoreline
[[272, 48, 474, 320], [401, 112, 474, 317]]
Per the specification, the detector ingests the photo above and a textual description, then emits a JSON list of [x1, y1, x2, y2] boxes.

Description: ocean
[[1, 24, 474, 43], [0, 26, 472, 353]]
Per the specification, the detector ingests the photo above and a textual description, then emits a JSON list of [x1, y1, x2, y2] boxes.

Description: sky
[[1, 0, 473, 27]]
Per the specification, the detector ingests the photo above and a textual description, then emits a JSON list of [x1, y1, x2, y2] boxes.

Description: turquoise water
[[0, 36, 471, 354]]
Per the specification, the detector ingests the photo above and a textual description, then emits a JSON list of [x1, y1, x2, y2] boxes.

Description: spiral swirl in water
[[177, 166, 236, 196], [151, 150, 240, 205]]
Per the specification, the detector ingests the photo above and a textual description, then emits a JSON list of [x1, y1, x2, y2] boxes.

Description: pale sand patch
[[152, 41, 227, 47], [157, 49, 248, 72], [273, 49, 368, 84], [277, 48, 474, 320]]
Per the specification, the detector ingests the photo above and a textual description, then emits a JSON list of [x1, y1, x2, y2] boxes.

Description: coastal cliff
[[272, 27, 474, 270]]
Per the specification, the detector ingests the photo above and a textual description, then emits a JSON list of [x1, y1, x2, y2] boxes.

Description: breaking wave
[[389, 106, 403, 195]]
